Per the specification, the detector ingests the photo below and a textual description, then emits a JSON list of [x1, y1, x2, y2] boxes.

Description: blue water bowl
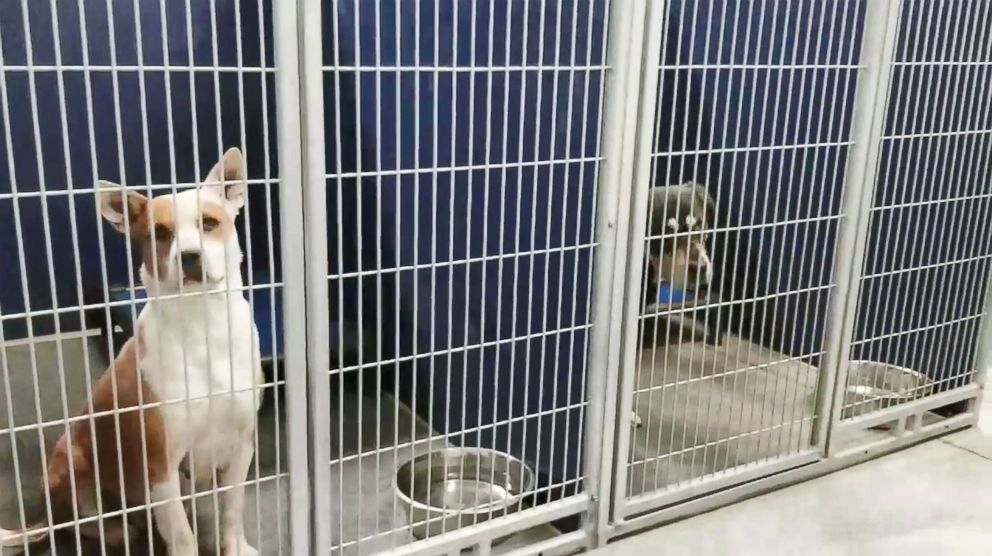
[[658, 284, 693, 304]]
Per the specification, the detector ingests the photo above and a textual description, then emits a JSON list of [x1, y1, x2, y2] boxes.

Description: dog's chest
[[137, 297, 262, 438]]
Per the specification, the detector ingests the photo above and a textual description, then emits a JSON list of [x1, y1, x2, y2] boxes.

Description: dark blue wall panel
[[326, 0, 607, 489]]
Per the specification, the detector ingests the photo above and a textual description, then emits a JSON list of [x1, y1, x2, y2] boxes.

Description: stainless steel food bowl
[[395, 447, 535, 540], [843, 360, 933, 421]]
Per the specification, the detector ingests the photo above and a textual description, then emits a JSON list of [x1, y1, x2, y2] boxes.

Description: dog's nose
[[180, 251, 202, 273]]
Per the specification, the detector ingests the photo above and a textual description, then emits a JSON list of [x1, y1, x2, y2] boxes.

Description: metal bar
[[611, 410, 974, 540], [388, 495, 589, 556], [585, 0, 655, 545], [498, 531, 589, 556], [273, 0, 312, 552], [326, 0, 347, 549], [903, 2, 987, 404], [817, 0, 903, 455], [965, 274, 992, 411], [934, 4, 992, 395], [832, 383, 980, 434], [621, 451, 819, 517]]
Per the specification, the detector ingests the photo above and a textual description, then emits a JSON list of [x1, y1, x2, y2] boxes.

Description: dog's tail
[[0, 523, 49, 547]]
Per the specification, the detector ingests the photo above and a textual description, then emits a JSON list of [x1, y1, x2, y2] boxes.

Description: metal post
[[971, 277, 992, 415], [584, 0, 664, 547], [274, 0, 315, 553], [606, 0, 669, 523], [297, 0, 332, 553], [816, 0, 903, 456]]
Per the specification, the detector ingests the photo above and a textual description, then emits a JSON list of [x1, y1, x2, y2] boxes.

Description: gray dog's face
[[645, 182, 716, 294]]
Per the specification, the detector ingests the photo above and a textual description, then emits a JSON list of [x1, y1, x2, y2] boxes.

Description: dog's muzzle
[[180, 251, 205, 283], [689, 244, 713, 286]]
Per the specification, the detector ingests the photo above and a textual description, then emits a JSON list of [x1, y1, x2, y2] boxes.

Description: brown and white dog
[[0, 148, 262, 556]]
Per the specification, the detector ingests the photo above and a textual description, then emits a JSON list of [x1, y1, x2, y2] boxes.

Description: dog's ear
[[203, 147, 246, 213], [648, 186, 676, 234], [684, 182, 716, 226], [98, 181, 149, 236]]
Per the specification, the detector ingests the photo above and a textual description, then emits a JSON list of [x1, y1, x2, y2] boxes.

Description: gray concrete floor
[[598, 408, 992, 556], [628, 333, 820, 496]]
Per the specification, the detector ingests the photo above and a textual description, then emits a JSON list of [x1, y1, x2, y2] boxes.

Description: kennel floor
[[0, 335, 554, 555], [626, 333, 870, 499]]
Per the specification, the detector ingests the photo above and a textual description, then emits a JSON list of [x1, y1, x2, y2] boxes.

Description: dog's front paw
[[224, 536, 259, 556]]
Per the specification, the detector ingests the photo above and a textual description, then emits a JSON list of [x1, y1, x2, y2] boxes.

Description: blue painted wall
[[327, 0, 606, 490], [654, 0, 864, 365]]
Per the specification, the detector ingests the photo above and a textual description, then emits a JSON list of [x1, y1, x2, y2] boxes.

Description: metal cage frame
[[0, 0, 989, 555]]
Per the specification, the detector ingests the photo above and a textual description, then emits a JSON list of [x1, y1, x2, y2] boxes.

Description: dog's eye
[[152, 224, 172, 241], [201, 216, 220, 232]]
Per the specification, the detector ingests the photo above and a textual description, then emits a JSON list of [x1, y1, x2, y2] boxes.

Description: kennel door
[[294, 1, 613, 553], [610, 0, 867, 520], [826, 0, 992, 452], [0, 1, 311, 554]]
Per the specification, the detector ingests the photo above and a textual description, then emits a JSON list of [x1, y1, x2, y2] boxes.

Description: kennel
[[0, 0, 989, 555]]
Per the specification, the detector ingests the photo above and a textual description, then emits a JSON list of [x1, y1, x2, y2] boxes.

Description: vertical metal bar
[[409, 0, 423, 544], [530, 0, 565, 508], [371, 0, 385, 543], [758, 0, 821, 463], [911, 3, 981, 400], [786, 0, 861, 456], [347, 1, 366, 547], [445, 0, 461, 531], [692, 0, 737, 479], [504, 0, 534, 523], [326, 0, 346, 550], [818, 0, 903, 455], [798, 0, 860, 448], [666, 0, 710, 490], [229, 0, 269, 548], [180, 0, 207, 543], [946, 8, 992, 394], [475, 0, 499, 522], [32, 0, 94, 550], [75, 0, 125, 550], [421, 0, 439, 539], [518, 0, 551, 513], [859, 0, 926, 413], [937, 4, 992, 395], [568, 0, 613, 499], [0, 21, 55, 553], [273, 0, 314, 553], [544, 0, 586, 506], [491, 0, 514, 515], [14, 2, 84, 551], [390, 1, 404, 547], [731, 0, 786, 473], [973, 272, 992, 408], [586, 0, 662, 541], [130, 1, 169, 548], [718, 0, 769, 475], [884, 0, 950, 411], [627, 0, 676, 499], [718, 0, 773, 473]]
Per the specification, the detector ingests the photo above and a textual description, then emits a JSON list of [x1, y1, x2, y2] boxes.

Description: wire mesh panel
[[614, 0, 867, 516], [0, 1, 301, 554], [841, 0, 992, 426], [302, 1, 613, 553]]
